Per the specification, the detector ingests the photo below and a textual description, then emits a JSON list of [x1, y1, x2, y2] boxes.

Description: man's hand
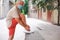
[[24, 25, 30, 31]]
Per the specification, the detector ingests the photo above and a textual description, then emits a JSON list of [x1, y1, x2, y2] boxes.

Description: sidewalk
[[0, 18, 60, 40]]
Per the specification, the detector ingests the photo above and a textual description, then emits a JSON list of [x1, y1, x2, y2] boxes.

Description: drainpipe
[[58, 6, 60, 25], [58, 0, 60, 25]]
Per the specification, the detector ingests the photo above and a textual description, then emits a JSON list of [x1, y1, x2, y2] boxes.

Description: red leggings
[[8, 18, 18, 36]]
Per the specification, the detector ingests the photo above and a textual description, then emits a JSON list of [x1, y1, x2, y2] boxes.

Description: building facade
[[0, 0, 9, 19]]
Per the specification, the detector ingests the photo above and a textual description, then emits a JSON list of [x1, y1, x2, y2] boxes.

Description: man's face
[[16, 1, 24, 10], [17, 4, 23, 10]]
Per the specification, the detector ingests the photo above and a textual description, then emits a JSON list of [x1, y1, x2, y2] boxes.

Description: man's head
[[16, 1, 24, 6], [16, 1, 24, 10]]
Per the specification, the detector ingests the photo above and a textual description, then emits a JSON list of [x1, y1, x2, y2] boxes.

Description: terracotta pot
[[47, 10, 52, 22], [38, 9, 42, 19]]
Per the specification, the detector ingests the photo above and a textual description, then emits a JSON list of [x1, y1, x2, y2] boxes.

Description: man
[[6, 1, 30, 40]]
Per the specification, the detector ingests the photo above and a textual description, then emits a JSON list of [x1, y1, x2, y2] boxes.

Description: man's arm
[[15, 18, 30, 31], [16, 7, 30, 31], [15, 18, 27, 27], [19, 14, 27, 25], [16, 7, 28, 26]]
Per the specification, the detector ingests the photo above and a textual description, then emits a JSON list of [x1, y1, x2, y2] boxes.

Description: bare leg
[[8, 18, 18, 40], [8, 35, 14, 40], [19, 14, 26, 24], [8, 27, 15, 40]]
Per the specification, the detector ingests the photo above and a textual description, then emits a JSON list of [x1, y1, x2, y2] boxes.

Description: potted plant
[[32, 0, 58, 22], [32, 0, 42, 19]]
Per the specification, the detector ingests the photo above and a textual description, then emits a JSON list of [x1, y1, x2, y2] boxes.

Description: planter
[[47, 10, 52, 22], [38, 9, 42, 19]]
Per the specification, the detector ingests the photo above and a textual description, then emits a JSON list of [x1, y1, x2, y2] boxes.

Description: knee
[[20, 14, 25, 18], [20, 14, 25, 17]]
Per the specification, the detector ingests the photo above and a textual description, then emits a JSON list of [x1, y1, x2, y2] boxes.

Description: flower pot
[[47, 10, 52, 22], [38, 9, 42, 19]]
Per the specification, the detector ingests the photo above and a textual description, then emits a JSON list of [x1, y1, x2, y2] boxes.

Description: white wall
[[51, 9, 58, 24], [0, 0, 9, 19], [42, 9, 47, 21], [28, 0, 38, 18], [9, 0, 15, 4]]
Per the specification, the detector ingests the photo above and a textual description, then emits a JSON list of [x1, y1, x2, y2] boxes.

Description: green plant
[[32, 0, 58, 11], [23, 0, 29, 14], [15, 0, 17, 2]]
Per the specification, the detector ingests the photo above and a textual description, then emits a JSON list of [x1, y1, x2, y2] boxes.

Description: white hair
[[16, 0, 25, 3]]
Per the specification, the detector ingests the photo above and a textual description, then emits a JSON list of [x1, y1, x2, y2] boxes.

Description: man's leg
[[19, 14, 26, 24], [8, 18, 18, 40], [8, 27, 16, 40]]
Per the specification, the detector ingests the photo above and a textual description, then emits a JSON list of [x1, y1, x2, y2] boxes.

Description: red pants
[[8, 18, 18, 36]]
